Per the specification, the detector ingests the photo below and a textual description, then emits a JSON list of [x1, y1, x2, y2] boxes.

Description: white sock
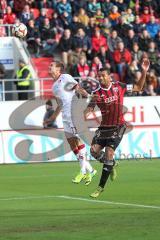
[[78, 144, 93, 173], [73, 148, 86, 174], [85, 161, 93, 173], [78, 154, 87, 174]]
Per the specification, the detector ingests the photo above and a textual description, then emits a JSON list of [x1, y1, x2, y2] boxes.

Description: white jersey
[[52, 74, 78, 122]]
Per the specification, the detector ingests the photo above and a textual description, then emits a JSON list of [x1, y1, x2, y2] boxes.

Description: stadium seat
[[32, 57, 53, 98], [45, 8, 54, 19], [31, 8, 40, 19]]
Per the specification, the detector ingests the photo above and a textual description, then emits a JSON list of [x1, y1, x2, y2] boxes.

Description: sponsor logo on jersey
[[113, 87, 118, 92]]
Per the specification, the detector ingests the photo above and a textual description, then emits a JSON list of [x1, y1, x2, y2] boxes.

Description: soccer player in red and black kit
[[84, 58, 150, 198]]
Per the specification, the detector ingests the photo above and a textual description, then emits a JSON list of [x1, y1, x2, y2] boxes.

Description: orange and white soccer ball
[[12, 23, 27, 38]]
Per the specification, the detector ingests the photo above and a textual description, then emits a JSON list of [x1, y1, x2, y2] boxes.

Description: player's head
[[98, 67, 111, 85], [49, 61, 64, 79]]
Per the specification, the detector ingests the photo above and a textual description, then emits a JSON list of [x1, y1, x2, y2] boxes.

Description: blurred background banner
[[0, 96, 160, 164]]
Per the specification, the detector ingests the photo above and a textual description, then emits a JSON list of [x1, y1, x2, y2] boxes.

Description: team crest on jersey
[[113, 87, 118, 92]]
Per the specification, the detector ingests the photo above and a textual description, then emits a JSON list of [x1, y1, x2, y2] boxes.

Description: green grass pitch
[[0, 160, 160, 240]]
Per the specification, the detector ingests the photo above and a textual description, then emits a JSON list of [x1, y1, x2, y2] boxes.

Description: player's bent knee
[[90, 146, 98, 158], [106, 147, 115, 160]]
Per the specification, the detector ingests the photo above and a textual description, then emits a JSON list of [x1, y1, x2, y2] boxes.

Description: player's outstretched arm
[[75, 85, 90, 97], [84, 94, 97, 119], [43, 97, 62, 125], [133, 58, 150, 92], [84, 106, 95, 119]]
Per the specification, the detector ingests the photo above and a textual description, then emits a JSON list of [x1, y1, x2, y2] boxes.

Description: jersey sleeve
[[64, 74, 78, 91]]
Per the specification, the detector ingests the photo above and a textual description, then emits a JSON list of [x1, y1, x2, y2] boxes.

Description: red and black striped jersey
[[88, 81, 129, 127]]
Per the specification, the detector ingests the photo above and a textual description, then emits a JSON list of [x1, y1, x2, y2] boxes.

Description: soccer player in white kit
[[44, 61, 97, 185]]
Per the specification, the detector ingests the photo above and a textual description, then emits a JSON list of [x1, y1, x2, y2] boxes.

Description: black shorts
[[91, 124, 127, 150]]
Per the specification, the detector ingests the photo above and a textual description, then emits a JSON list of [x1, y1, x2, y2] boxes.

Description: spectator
[[59, 28, 73, 66], [70, 15, 85, 35], [114, 16, 131, 39], [140, 6, 151, 24], [101, 0, 114, 17], [90, 56, 103, 76], [109, 5, 121, 27], [60, 11, 72, 28], [50, 12, 64, 35], [15, 59, 32, 100], [107, 29, 122, 52], [57, 0, 72, 16], [86, 17, 96, 37], [40, 17, 58, 57], [147, 41, 159, 69], [26, 19, 41, 57], [88, 0, 101, 17], [94, 8, 104, 26], [146, 16, 160, 39], [113, 40, 132, 80], [98, 46, 116, 72], [125, 60, 142, 85], [43, 99, 58, 128], [139, 29, 151, 52], [132, 15, 144, 34], [68, 44, 86, 68], [20, 4, 34, 25], [3, 5, 16, 24], [72, 28, 91, 55], [91, 28, 108, 54], [77, 8, 90, 27], [124, 29, 139, 51], [72, 55, 90, 78], [122, 8, 135, 24], [0, 62, 6, 101], [101, 17, 112, 36], [35, 8, 47, 29], [131, 42, 143, 62]]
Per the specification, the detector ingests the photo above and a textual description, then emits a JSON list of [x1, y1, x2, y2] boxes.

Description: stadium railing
[[0, 24, 13, 36], [0, 77, 98, 101]]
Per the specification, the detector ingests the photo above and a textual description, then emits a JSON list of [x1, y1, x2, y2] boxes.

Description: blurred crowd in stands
[[0, 0, 160, 96]]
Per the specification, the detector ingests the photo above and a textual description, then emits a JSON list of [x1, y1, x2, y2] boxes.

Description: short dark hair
[[46, 99, 52, 106], [99, 67, 109, 73], [54, 60, 65, 72]]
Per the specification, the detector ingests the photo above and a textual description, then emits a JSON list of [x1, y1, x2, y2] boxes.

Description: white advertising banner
[[1, 127, 160, 164], [0, 101, 63, 130], [1, 129, 77, 164], [0, 97, 160, 131], [0, 97, 159, 163], [123, 96, 160, 126], [0, 37, 14, 70]]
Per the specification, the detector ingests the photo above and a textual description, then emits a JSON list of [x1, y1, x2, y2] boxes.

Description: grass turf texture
[[0, 160, 160, 240]]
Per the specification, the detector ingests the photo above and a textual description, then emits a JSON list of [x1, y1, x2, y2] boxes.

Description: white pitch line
[[0, 195, 160, 210], [58, 195, 160, 210]]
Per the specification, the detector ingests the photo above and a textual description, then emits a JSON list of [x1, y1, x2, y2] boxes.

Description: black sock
[[99, 163, 113, 188]]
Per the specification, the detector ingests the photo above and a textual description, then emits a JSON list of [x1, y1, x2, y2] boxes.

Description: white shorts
[[63, 120, 78, 138]]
